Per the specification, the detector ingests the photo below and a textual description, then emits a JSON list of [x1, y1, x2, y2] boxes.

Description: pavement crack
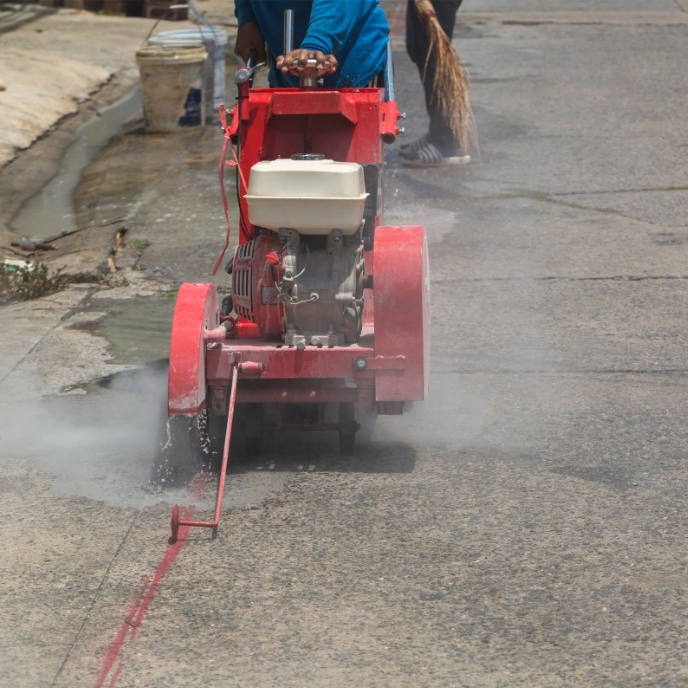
[[553, 185, 688, 197], [59, 288, 102, 323], [0, 327, 50, 390], [453, 187, 688, 222], [433, 369, 688, 376], [401, 185, 687, 227], [50, 510, 141, 688], [434, 275, 688, 284]]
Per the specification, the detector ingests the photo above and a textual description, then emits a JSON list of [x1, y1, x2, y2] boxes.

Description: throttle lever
[[235, 56, 266, 85]]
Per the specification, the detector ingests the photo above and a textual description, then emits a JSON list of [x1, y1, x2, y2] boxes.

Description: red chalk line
[[94, 473, 208, 688]]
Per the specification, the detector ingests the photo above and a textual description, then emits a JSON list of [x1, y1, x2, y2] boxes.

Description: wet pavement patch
[[10, 90, 142, 242], [70, 295, 176, 366], [63, 360, 169, 395]]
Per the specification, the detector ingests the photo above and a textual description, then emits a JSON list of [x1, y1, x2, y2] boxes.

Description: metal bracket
[[355, 355, 407, 371]]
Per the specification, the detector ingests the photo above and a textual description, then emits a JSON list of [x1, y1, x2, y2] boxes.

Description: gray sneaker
[[401, 141, 470, 168], [399, 133, 429, 154]]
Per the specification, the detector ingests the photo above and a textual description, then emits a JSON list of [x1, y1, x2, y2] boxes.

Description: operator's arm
[[234, 0, 267, 64], [277, 0, 379, 78], [301, 0, 379, 56]]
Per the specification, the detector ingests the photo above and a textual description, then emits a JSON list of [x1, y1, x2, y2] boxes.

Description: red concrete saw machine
[[159, 31, 430, 543]]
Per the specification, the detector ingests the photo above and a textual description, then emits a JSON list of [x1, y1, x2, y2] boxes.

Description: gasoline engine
[[229, 154, 370, 348]]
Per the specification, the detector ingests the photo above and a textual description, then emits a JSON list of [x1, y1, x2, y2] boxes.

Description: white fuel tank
[[244, 157, 369, 235]]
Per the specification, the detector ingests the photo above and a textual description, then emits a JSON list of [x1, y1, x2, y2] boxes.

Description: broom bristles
[[414, 0, 478, 156]]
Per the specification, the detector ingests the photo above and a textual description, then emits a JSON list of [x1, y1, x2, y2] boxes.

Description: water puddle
[[77, 295, 177, 366], [10, 90, 142, 241]]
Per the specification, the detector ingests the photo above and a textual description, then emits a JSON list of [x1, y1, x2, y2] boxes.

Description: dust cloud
[[374, 366, 557, 460], [373, 373, 489, 447], [0, 366, 169, 508]]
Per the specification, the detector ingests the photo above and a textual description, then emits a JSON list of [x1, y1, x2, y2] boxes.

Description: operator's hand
[[276, 49, 337, 78], [234, 21, 267, 65]]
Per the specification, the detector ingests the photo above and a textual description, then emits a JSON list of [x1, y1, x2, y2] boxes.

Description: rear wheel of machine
[[245, 403, 263, 456], [151, 413, 206, 487], [338, 402, 357, 456], [357, 409, 377, 445]]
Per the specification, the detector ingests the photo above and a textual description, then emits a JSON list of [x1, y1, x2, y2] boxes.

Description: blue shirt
[[234, 0, 389, 88]]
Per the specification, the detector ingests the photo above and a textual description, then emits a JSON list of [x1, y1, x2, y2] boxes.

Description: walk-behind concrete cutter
[[157, 37, 430, 543]]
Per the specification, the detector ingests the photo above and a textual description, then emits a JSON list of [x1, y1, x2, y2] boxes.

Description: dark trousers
[[406, 0, 463, 151]]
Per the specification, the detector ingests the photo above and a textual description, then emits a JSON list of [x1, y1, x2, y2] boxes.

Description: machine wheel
[[373, 226, 430, 404], [245, 403, 263, 456], [151, 413, 206, 487], [168, 283, 219, 416], [357, 409, 377, 444], [338, 402, 357, 457]]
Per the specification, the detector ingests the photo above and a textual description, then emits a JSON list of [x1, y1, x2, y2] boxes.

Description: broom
[[413, 0, 478, 157]]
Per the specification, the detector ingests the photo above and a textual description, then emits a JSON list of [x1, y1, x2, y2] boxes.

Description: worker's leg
[[401, 0, 431, 153], [403, 0, 464, 162], [427, 0, 463, 151]]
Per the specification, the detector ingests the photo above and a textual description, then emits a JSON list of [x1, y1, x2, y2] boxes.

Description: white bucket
[[136, 45, 207, 133], [149, 28, 227, 124]]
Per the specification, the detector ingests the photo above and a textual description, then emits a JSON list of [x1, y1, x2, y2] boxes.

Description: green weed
[[0, 262, 71, 304]]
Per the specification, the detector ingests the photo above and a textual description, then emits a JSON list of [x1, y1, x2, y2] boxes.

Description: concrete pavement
[[1, 0, 688, 686]]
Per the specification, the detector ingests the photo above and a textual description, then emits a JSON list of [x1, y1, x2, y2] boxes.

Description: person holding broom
[[401, 0, 475, 167]]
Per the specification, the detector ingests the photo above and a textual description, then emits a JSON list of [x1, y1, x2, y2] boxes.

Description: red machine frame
[[165, 72, 430, 542]]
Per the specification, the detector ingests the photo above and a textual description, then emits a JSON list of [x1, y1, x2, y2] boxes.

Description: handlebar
[[296, 58, 332, 68]]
